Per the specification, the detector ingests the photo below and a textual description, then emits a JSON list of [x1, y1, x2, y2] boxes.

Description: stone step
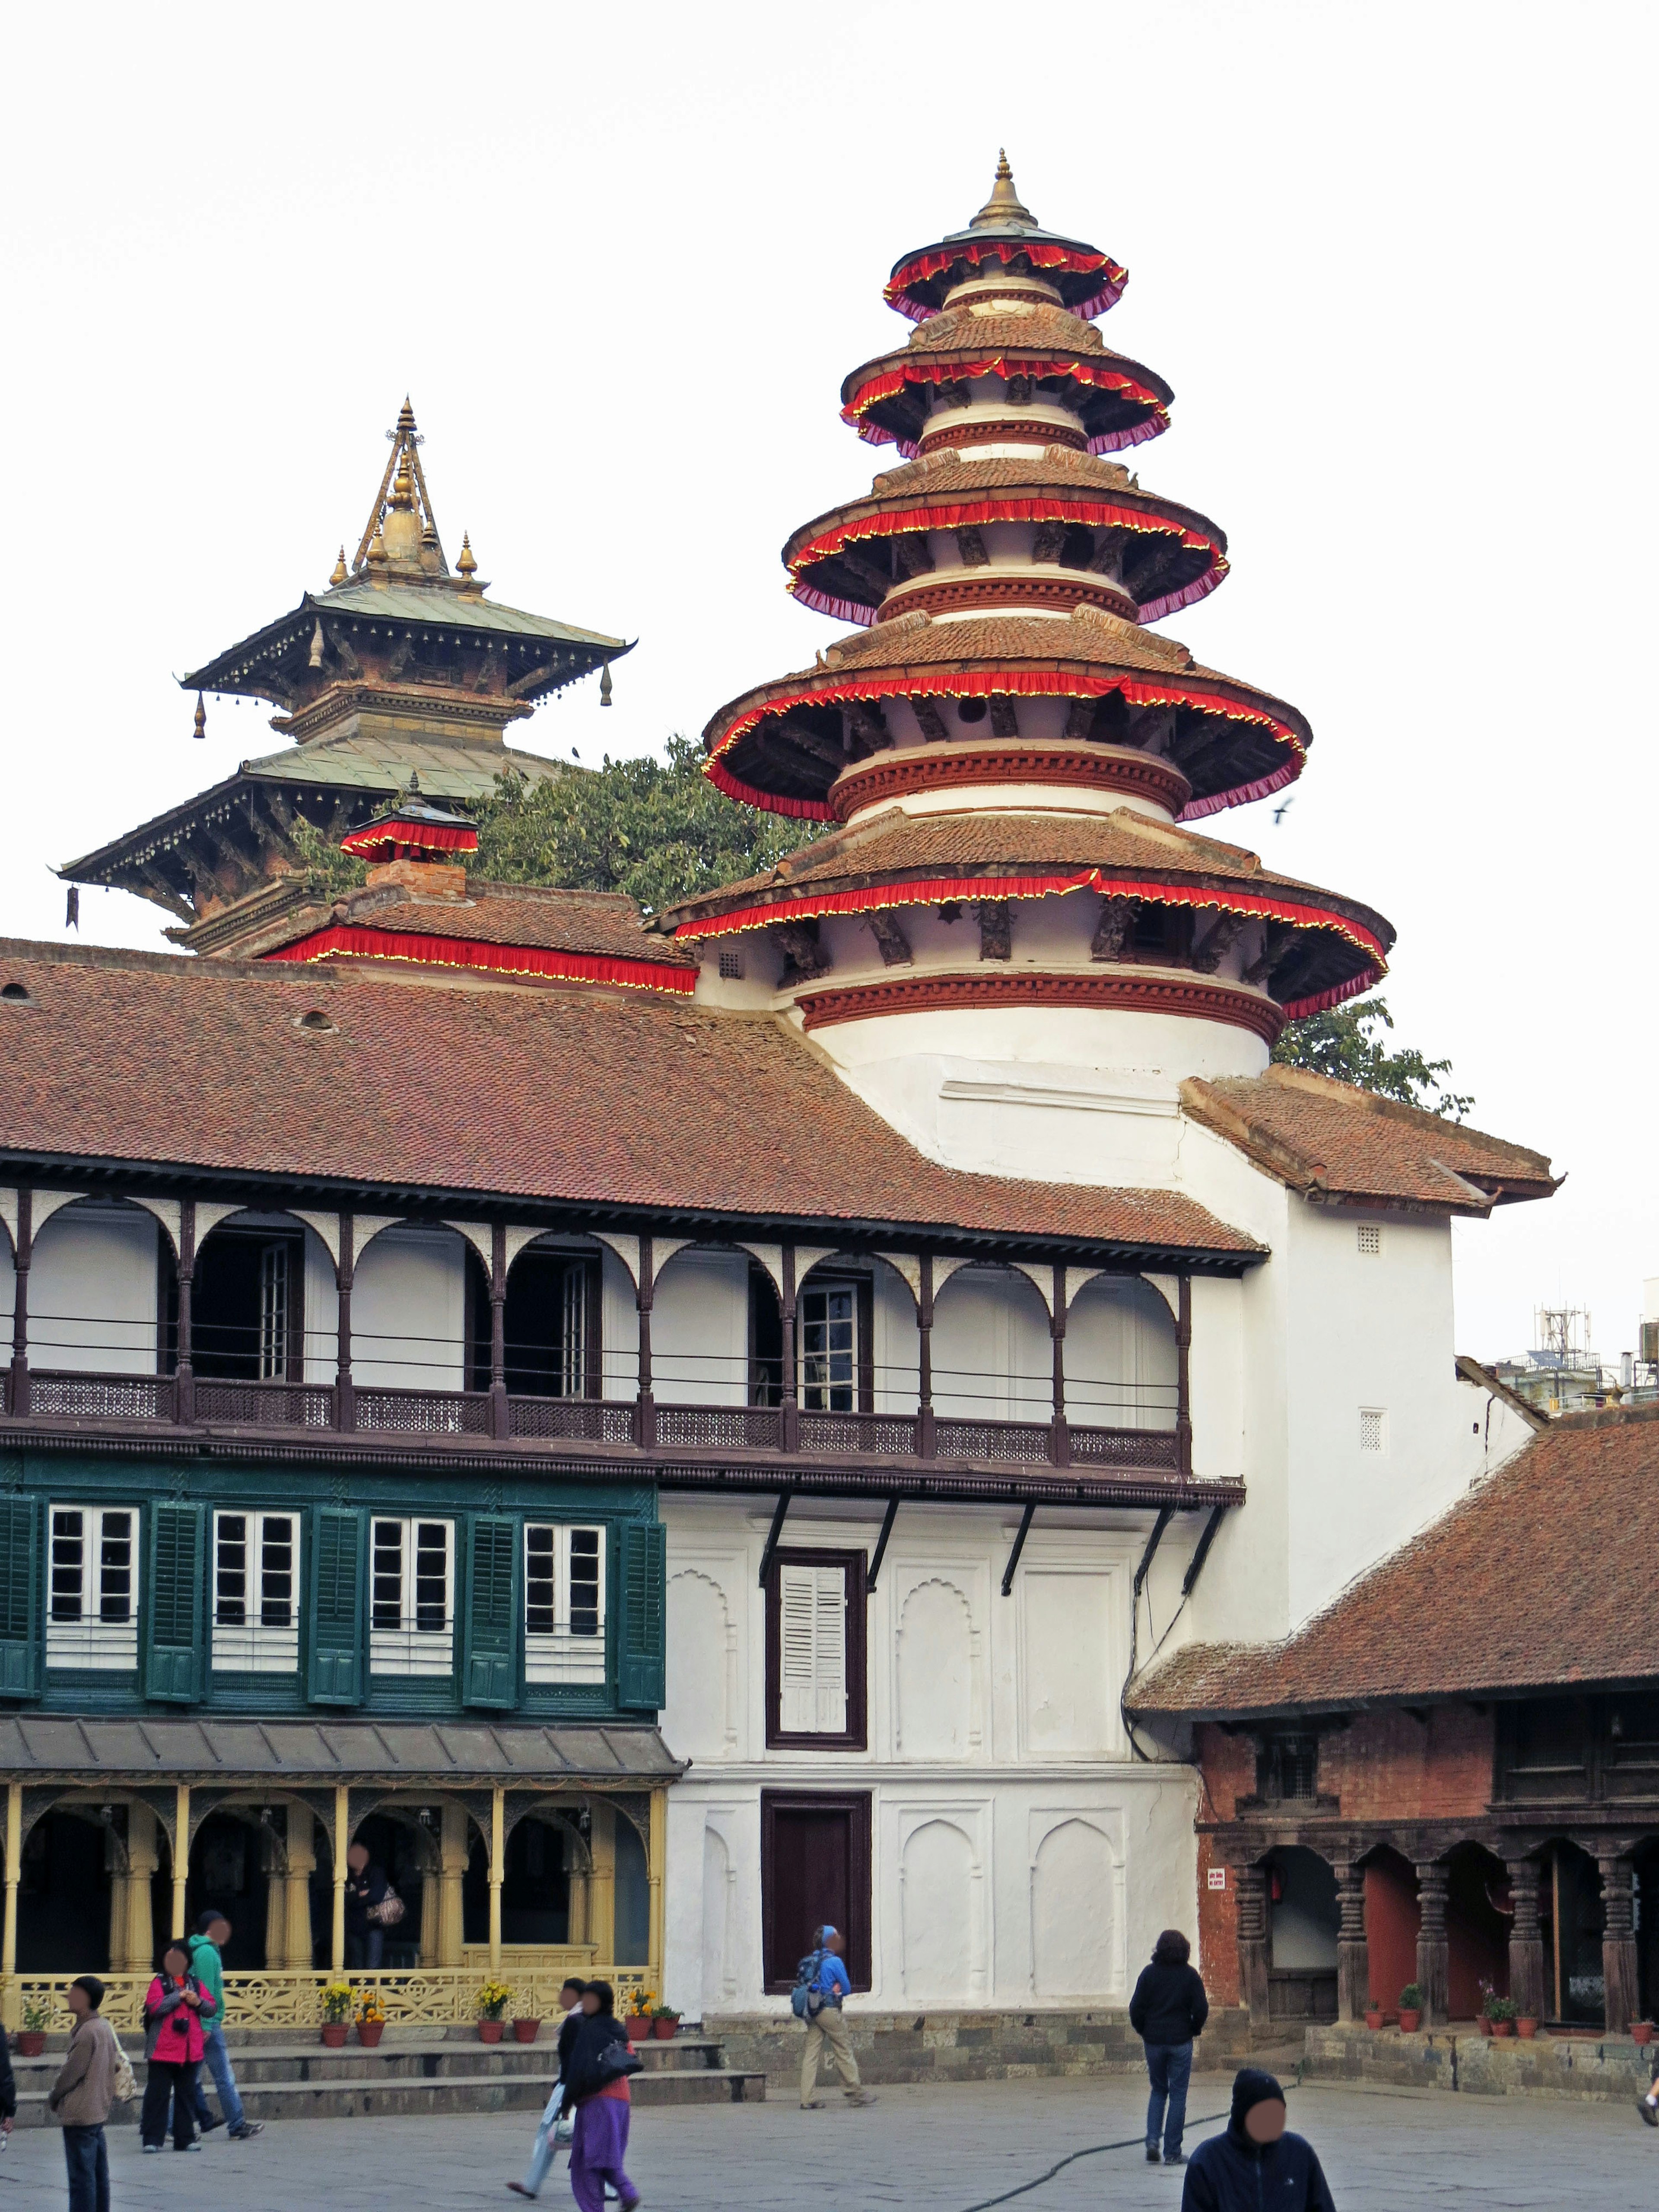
[[14, 2034, 725, 2088]]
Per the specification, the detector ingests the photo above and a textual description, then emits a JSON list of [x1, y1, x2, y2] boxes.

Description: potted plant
[[651, 2004, 681, 2041], [1489, 1995, 1518, 2038], [475, 1980, 514, 2044], [16, 1993, 49, 2057], [625, 1989, 656, 2042], [1516, 2013, 1540, 2039], [321, 1982, 353, 2048], [1475, 1980, 1495, 2036], [1363, 1998, 1384, 2031], [1398, 1984, 1424, 2034], [356, 1989, 387, 2048], [1632, 2019, 1655, 2047], [512, 2010, 542, 2045]]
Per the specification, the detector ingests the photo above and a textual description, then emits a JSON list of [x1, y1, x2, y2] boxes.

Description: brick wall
[[1319, 1704, 1494, 1821], [1194, 1723, 1255, 2002]]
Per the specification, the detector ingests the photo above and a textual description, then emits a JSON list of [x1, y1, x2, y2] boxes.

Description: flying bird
[[1272, 798, 1295, 826]]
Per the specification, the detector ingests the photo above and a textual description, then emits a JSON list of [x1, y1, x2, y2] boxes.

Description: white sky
[[2, 1, 1652, 1365]]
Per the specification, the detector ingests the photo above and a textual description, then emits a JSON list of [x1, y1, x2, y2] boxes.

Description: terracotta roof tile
[[1128, 1407, 1659, 1715], [0, 941, 1260, 1258], [1180, 1066, 1557, 1214], [299, 883, 697, 967]]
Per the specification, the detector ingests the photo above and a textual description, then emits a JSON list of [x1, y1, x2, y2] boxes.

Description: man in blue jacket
[[1182, 2070, 1336, 2212]]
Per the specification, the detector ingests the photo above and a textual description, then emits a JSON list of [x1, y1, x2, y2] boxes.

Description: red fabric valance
[[264, 925, 696, 995], [885, 242, 1128, 323], [340, 819, 480, 861], [843, 359, 1169, 444]]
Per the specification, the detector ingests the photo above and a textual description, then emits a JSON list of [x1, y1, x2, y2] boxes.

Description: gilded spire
[[352, 398, 448, 575], [969, 149, 1036, 231], [456, 532, 477, 579], [330, 545, 348, 587]]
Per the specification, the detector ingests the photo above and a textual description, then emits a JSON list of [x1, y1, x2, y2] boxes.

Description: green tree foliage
[[286, 814, 367, 900], [1271, 995, 1474, 1119], [469, 735, 818, 913]]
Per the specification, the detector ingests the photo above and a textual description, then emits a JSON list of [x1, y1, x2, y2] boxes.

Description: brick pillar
[[1335, 1859, 1369, 2023], [1235, 1863, 1270, 2028], [1414, 1861, 1449, 2026], [1504, 1855, 1546, 2024], [1598, 1851, 1640, 2034]]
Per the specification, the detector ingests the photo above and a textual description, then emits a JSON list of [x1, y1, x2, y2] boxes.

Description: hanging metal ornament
[[599, 660, 613, 708], [192, 692, 207, 741]]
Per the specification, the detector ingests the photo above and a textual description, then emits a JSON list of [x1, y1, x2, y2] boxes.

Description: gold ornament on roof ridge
[[970, 149, 1036, 231]]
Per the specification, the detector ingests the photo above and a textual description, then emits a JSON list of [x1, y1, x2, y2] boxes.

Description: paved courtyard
[[0, 2072, 1651, 2210]]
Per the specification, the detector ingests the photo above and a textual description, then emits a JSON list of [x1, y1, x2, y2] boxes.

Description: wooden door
[[761, 1791, 871, 1992]]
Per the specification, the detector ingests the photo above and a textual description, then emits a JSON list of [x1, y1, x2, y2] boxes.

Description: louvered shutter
[[145, 1503, 206, 1703], [307, 1507, 366, 1705], [778, 1563, 847, 1735], [617, 1521, 666, 1710], [463, 1515, 518, 1708], [0, 1498, 40, 1697]]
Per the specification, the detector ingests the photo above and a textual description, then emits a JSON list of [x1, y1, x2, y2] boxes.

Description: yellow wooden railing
[[4, 1966, 652, 2036]]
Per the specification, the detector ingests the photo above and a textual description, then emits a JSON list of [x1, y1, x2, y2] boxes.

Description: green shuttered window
[[0, 1499, 40, 1697], [462, 1515, 518, 1709], [145, 1503, 206, 1703], [308, 1507, 366, 1705], [618, 1521, 666, 1711]]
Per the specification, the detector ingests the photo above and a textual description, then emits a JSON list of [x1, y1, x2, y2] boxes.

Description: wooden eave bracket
[[1000, 1500, 1036, 1597]]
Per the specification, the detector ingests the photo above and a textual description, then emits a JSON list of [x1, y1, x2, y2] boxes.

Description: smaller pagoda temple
[[64, 403, 630, 957]]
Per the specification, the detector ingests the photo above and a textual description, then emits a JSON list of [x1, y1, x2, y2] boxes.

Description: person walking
[[0, 2011, 15, 2144], [1182, 2069, 1336, 2211], [796, 1926, 876, 2111], [188, 1910, 264, 2141], [1129, 1927, 1209, 2168], [46, 1975, 120, 2212], [507, 1975, 587, 2199], [343, 1840, 392, 1971], [139, 1941, 214, 2153], [561, 1983, 641, 2212]]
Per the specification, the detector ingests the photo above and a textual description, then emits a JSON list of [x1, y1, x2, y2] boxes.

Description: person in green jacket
[[188, 1914, 264, 2142]]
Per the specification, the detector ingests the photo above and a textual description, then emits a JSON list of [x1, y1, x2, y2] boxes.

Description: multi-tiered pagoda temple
[[666, 156, 1387, 1074]]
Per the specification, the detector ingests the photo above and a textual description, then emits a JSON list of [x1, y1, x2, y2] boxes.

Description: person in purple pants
[[561, 1983, 641, 2212]]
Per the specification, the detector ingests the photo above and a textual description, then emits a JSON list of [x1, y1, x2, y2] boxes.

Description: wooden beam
[[894, 533, 935, 578], [988, 697, 1020, 738], [1192, 912, 1246, 974], [1243, 922, 1295, 988], [978, 900, 1012, 961], [836, 545, 893, 599], [775, 717, 846, 770], [758, 1490, 793, 1587], [956, 525, 990, 567], [1000, 1502, 1036, 1597], [1031, 520, 1067, 563], [847, 702, 892, 750], [1089, 527, 1129, 575], [866, 913, 912, 967], [913, 699, 950, 743], [1090, 895, 1138, 962], [770, 920, 833, 981]]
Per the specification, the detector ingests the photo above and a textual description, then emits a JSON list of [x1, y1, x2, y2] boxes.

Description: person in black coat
[[1182, 2069, 1336, 2212], [0, 2019, 15, 2137], [1128, 1928, 1209, 2167]]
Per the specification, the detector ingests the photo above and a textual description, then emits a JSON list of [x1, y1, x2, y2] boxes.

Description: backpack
[[791, 1949, 827, 2021]]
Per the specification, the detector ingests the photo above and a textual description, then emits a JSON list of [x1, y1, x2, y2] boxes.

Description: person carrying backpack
[[793, 1926, 875, 2111], [139, 1942, 215, 2152], [560, 1983, 642, 2212]]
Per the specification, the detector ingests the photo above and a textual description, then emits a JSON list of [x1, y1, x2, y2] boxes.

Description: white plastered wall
[[351, 1224, 467, 1389], [660, 1495, 1198, 2015], [652, 1247, 750, 1405], [25, 1204, 159, 1373]]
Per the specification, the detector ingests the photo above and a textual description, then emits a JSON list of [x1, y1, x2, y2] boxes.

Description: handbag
[[367, 1883, 406, 1927], [110, 2038, 138, 2104]]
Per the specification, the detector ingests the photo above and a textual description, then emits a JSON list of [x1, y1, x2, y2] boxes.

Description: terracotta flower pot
[[1398, 2009, 1422, 2033], [1631, 2021, 1653, 2045], [1478, 2015, 1493, 2037], [321, 2023, 349, 2048], [513, 2018, 541, 2044], [1493, 2017, 1515, 2037], [626, 2015, 652, 2042], [477, 2018, 505, 2044], [653, 2017, 678, 2040], [15, 2031, 45, 2058], [1364, 2010, 1383, 2031], [1516, 2017, 1539, 2039], [356, 2020, 385, 2047]]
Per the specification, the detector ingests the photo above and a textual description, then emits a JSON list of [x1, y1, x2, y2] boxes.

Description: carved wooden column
[[1176, 1274, 1193, 1476], [1414, 1860, 1450, 2025], [1598, 1850, 1640, 2034], [7, 1187, 30, 1416], [1335, 1859, 1369, 2023], [1048, 1262, 1071, 1467], [780, 1243, 799, 1452], [1504, 1854, 1546, 2024], [334, 1214, 356, 1432], [916, 1252, 935, 1459], [489, 1222, 509, 1439], [174, 1198, 196, 1424], [634, 1235, 656, 1449], [1235, 1862, 1271, 2028]]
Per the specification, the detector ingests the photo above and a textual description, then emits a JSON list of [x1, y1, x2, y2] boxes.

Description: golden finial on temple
[[970, 148, 1036, 230], [330, 545, 348, 586], [456, 533, 477, 579]]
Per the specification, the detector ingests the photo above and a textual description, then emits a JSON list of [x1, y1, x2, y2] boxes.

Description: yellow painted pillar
[[439, 1802, 468, 1968], [647, 1786, 667, 1996], [566, 1821, 590, 1948], [588, 1801, 616, 1967], [171, 1785, 190, 1940], [488, 1787, 505, 1974], [284, 1807, 316, 1973], [2, 1780, 19, 2028], [262, 1822, 288, 1969], [124, 1805, 157, 1974], [332, 1786, 349, 1973], [108, 1850, 129, 1978]]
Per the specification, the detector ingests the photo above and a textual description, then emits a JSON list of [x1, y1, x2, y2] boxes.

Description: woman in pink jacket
[[139, 1942, 215, 2152]]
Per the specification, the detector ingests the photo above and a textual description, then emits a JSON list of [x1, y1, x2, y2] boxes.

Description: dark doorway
[[463, 1818, 571, 1946], [18, 1812, 111, 1972], [1265, 1845, 1338, 2024], [1445, 1842, 1510, 2017], [1636, 1842, 1659, 2023], [193, 1228, 305, 1380], [484, 1249, 600, 1398], [761, 1791, 871, 1993], [1540, 1839, 1605, 2024], [749, 1266, 782, 1405], [187, 1812, 270, 1968], [347, 1813, 428, 1967]]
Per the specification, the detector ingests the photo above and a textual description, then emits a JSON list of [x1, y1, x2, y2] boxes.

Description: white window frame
[[212, 1509, 299, 1672], [778, 1559, 848, 1736], [47, 1504, 139, 1670], [799, 1280, 858, 1413], [369, 1516, 454, 1676], [523, 1523, 607, 1684]]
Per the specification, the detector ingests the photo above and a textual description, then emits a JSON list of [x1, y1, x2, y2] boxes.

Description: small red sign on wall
[[1208, 1868, 1227, 1890]]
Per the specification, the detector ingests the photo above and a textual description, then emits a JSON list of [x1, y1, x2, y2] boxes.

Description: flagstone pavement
[[1, 2069, 1651, 2210]]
